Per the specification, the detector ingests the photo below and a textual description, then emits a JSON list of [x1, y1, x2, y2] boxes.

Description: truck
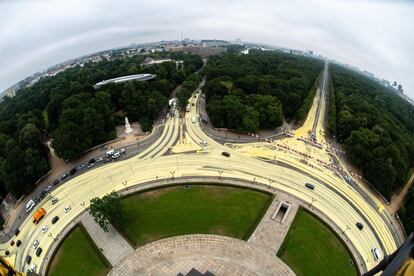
[[32, 208, 46, 224]]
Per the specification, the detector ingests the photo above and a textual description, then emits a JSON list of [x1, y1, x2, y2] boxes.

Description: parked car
[[305, 183, 315, 190], [36, 247, 42, 257], [51, 216, 59, 224], [77, 164, 86, 170], [221, 152, 230, 157], [87, 163, 95, 169], [100, 145, 108, 151], [356, 222, 364, 230], [69, 168, 77, 176], [120, 148, 126, 154], [46, 185, 53, 192], [25, 200, 35, 213], [89, 158, 96, 164], [112, 152, 121, 159], [41, 225, 48, 233], [33, 240, 39, 249], [96, 157, 103, 163], [64, 205, 71, 213], [60, 173, 69, 181]]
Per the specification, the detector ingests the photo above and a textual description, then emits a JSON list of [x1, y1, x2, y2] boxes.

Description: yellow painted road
[[0, 70, 399, 274]]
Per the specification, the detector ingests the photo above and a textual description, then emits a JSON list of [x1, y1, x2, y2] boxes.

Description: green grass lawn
[[119, 184, 273, 247], [277, 209, 358, 276], [48, 226, 110, 276]]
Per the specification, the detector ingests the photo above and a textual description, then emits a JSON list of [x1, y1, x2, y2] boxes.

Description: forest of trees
[[329, 65, 414, 205], [0, 52, 203, 198], [202, 50, 323, 132]]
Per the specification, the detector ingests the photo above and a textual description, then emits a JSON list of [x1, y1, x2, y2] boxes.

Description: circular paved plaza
[[108, 234, 295, 276]]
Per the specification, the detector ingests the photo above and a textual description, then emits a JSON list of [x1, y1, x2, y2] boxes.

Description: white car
[[52, 197, 58, 204], [25, 200, 35, 213], [33, 240, 39, 249], [41, 225, 48, 233], [120, 148, 126, 154], [199, 140, 208, 147], [96, 157, 103, 163], [64, 205, 71, 213], [87, 163, 95, 169], [46, 185, 53, 192]]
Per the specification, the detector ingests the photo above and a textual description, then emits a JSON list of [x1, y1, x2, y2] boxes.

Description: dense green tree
[[89, 191, 125, 232]]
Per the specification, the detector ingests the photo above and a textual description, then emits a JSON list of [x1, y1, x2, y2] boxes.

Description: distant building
[[201, 39, 227, 47], [94, 73, 156, 89], [169, 46, 225, 58]]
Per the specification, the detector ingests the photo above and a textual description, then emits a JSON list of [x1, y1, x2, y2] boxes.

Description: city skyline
[[1, 0, 414, 98]]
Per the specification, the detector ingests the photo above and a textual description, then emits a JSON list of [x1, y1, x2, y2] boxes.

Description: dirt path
[[388, 170, 414, 214]]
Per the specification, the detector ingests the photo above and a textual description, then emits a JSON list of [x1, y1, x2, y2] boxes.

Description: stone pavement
[[108, 234, 295, 276], [80, 212, 134, 266], [248, 194, 299, 253]]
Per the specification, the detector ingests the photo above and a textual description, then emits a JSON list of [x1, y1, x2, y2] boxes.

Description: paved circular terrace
[[108, 234, 295, 276]]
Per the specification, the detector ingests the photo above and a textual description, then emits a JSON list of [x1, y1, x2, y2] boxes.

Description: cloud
[[0, 0, 413, 98]]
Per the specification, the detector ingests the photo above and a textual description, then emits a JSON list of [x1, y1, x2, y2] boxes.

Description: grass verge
[[277, 208, 358, 276], [47, 225, 110, 276], [118, 184, 272, 247]]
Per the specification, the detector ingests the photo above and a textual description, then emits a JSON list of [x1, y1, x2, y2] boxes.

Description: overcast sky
[[1, 0, 413, 99]]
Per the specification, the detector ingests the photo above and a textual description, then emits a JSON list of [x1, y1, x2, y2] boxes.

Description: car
[[60, 173, 69, 181], [46, 185, 53, 192], [25, 200, 35, 213], [96, 157, 103, 163], [29, 263, 37, 272], [35, 247, 42, 257], [87, 163, 95, 169], [33, 240, 39, 249], [191, 103, 195, 106], [77, 164, 86, 170], [5, 250, 9, 256], [69, 168, 77, 176], [356, 222, 364, 230], [51, 197, 58, 204], [221, 152, 230, 157], [16, 240, 21, 247], [14, 229, 20, 236], [53, 179, 60, 186], [100, 145, 108, 151], [120, 148, 126, 154], [51, 216, 59, 224], [10, 240, 14, 246], [112, 152, 121, 159], [89, 158, 96, 164], [305, 183, 315, 190], [199, 140, 208, 147], [64, 205, 71, 213], [26, 255, 32, 265], [41, 225, 48, 233]]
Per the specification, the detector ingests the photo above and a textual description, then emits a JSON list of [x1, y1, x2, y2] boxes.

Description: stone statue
[[125, 117, 133, 134]]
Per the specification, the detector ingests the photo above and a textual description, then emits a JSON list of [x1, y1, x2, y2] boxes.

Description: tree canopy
[[0, 52, 203, 198], [329, 64, 414, 202], [89, 191, 125, 232], [202, 50, 323, 132]]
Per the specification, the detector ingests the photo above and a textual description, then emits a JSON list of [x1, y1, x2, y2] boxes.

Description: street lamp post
[[342, 225, 351, 235], [122, 181, 128, 191], [80, 201, 86, 210], [268, 179, 273, 190], [218, 170, 223, 180], [170, 170, 175, 181], [309, 197, 316, 208], [48, 232, 57, 242]]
